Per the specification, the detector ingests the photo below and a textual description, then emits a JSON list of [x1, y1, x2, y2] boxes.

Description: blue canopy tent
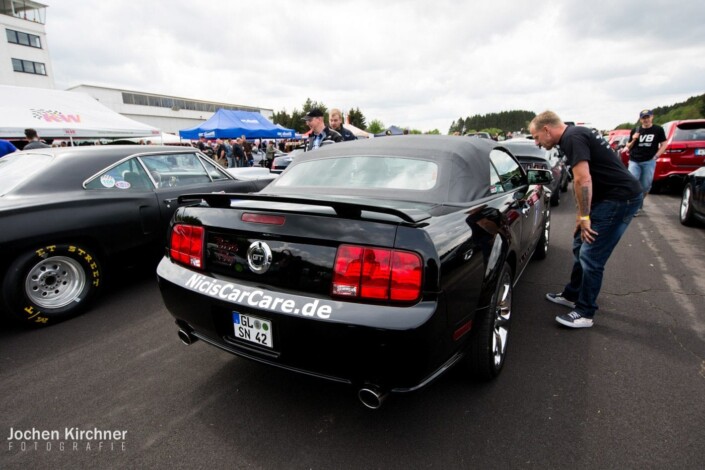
[[179, 109, 295, 139]]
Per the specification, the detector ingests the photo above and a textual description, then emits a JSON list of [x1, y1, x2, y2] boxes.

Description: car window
[[139, 153, 221, 188], [200, 156, 231, 181], [489, 149, 523, 191], [85, 158, 152, 190], [489, 163, 504, 195], [673, 123, 705, 142], [272, 156, 438, 190]]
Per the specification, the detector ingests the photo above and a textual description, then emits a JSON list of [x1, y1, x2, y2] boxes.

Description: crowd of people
[[188, 107, 359, 168]]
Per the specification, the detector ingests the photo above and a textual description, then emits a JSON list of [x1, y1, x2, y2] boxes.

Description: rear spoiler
[[178, 193, 432, 224]]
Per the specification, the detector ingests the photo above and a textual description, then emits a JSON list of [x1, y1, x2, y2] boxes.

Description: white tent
[[120, 132, 187, 145], [344, 122, 370, 138], [0, 85, 160, 139]]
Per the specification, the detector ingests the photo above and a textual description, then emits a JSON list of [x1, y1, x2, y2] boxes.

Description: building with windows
[[2, 1, 272, 137], [67, 84, 274, 135], [0, 0, 53, 88]]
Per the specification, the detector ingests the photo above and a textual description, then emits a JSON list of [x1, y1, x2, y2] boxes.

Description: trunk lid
[[176, 193, 434, 298]]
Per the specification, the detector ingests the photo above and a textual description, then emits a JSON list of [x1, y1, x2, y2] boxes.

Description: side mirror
[[527, 168, 553, 185]]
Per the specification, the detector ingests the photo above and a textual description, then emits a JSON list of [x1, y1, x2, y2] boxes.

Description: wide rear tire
[[2, 244, 103, 326]]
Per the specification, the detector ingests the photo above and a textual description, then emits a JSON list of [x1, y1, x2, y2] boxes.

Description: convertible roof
[[0, 85, 161, 139], [275, 135, 498, 203]]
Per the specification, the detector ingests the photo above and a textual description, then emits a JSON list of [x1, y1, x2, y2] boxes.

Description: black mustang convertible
[[156, 136, 553, 408]]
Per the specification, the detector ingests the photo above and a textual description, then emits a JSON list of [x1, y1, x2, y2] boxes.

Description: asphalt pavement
[[1, 189, 704, 469]]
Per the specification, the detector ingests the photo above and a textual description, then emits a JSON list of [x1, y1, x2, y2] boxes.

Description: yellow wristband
[[579, 215, 590, 221]]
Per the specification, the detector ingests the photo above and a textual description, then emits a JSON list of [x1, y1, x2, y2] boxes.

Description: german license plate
[[232, 312, 273, 348], [695, 149, 705, 156]]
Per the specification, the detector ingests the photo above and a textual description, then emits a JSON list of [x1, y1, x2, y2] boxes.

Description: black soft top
[[266, 135, 497, 203]]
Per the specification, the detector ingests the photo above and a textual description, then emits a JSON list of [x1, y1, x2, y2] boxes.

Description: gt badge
[[247, 241, 272, 274]]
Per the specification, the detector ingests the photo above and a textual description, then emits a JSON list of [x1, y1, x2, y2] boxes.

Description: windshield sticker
[[184, 273, 334, 319], [115, 180, 131, 189], [100, 174, 116, 188]]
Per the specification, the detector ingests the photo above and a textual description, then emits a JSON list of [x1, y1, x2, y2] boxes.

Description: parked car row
[[3, 135, 701, 408]]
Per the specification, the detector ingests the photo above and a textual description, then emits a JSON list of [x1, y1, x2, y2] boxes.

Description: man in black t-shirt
[[530, 111, 642, 329], [624, 109, 667, 213]]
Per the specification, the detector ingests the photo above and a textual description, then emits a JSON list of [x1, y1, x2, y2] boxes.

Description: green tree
[[347, 107, 367, 129], [425, 129, 441, 135], [367, 119, 385, 134]]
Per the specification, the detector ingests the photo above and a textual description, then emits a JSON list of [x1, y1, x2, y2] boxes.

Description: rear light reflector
[[332, 244, 422, 303], [170, 224, 204, 268], [242, 213, 285, 225]]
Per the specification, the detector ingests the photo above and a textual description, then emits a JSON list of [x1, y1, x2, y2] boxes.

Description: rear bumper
[[157, 258, 461, 392], [654, 157, 701, 182]]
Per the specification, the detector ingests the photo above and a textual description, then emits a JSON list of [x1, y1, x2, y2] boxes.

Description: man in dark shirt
[[530, 111, 642, 329], [304, 108, 342, 151], [624, 109, 667, 214], [328, 108, 357, 141]]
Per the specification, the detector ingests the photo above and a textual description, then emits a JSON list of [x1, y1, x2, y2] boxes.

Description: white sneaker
[[556, 311, 594, 328], [545, 292, 576, 309]]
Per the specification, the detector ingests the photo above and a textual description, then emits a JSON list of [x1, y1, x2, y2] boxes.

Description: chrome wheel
[[680, 185, 691, 223], [492, 271, 512, 368], [25, 256, 86, 309]]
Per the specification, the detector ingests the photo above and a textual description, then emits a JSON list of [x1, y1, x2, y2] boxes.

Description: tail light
[[170, 224, 204, 268], [332, 244, 422, 303]]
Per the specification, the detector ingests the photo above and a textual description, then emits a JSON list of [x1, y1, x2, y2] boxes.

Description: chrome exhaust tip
[[177, 329, 198, 345], [358, 386, 388, 410]]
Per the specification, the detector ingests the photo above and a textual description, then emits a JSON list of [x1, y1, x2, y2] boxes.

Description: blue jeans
[[628, 159, 655, 206], [562, 195, 642, 318]]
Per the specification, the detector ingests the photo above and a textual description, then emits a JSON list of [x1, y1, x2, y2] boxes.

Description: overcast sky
[[46, 0, 704, 133]]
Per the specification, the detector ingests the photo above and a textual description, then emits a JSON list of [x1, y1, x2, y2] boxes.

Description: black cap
[[303, 108, 324, 120]]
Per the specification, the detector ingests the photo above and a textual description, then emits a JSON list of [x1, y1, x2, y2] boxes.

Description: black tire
[[560, 173, 569, 192], [533, 209, 550, 260], [1, 244, 103, 326], [680, 184, 696, 226], [550, 189, 560, 207], [649, 180, 663, 194], [466, 262, 513, 380]]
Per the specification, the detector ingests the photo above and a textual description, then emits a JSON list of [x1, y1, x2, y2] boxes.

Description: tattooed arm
[[571, 161, 597, 243]]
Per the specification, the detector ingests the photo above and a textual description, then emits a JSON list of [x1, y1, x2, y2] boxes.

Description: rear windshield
[[0, 153, 53, 196], [271, 156, 438, 191], [673, 123, 705, 142]]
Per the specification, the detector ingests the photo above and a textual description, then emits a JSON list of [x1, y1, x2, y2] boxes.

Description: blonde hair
[[329, 108, 342, 120], [531, 110, 563, 130]]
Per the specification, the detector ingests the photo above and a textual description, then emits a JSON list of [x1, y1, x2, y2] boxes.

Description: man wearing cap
[[624, 109, 667, 214], [303, 108, 342, 151]]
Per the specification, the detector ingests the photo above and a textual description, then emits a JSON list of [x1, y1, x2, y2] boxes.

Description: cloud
[[46, 0, 705, 132]]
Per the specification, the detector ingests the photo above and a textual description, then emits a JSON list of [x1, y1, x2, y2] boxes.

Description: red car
[[652, 119, 705, 192], [608, 130, 631, 166]]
